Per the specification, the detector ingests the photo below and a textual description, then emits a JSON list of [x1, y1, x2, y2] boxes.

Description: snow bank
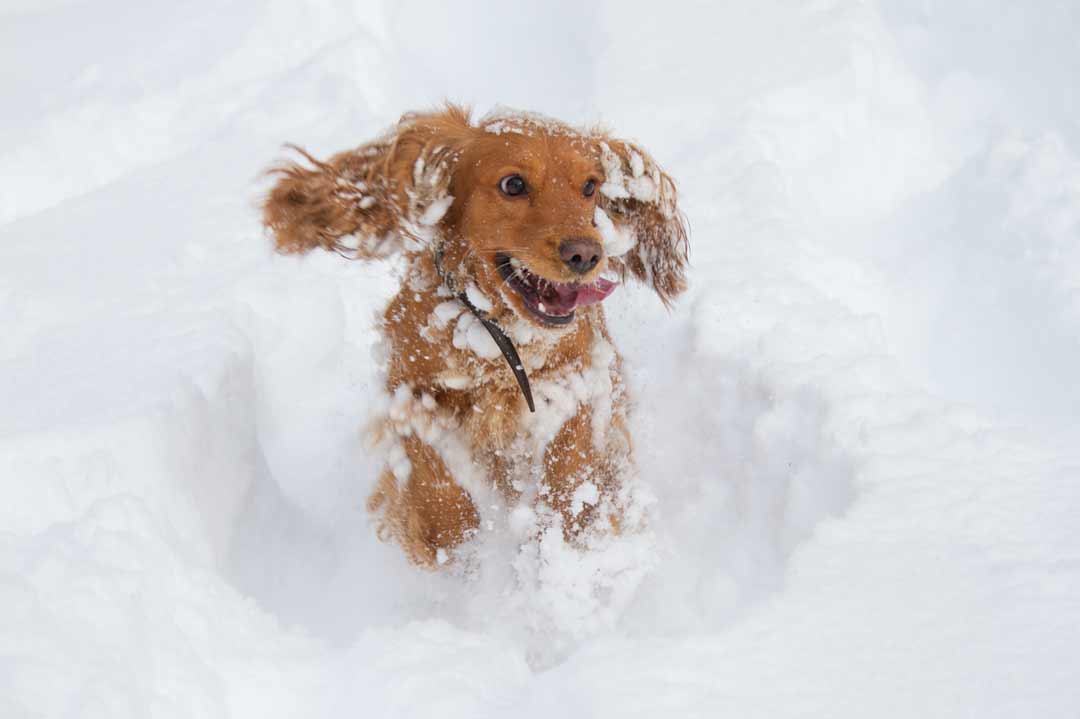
[[2, 0, 1078, 717]]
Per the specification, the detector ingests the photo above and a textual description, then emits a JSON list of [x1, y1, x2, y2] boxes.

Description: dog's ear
[[262, 106, 472, 258], [593, 138, 689, 305]]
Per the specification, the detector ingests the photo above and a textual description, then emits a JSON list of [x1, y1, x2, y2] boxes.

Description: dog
[[263, 105, 687, 567]]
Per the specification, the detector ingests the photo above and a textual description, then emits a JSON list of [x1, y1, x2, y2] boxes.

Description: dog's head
[[263, 105, 688, 327]]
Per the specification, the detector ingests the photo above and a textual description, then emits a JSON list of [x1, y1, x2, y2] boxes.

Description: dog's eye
[[583, 178, 597, 197], [499, 174, 528, 197]]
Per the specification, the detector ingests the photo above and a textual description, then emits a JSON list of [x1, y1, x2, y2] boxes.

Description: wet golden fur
[[263, 105, 687, 566]]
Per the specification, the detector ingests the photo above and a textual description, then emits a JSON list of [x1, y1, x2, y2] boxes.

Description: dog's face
[[445, 129, 616, 326], [263, 106, 688, 328]]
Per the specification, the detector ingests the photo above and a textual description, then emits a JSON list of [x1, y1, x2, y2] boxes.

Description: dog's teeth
[[538, 302, 546, 313]]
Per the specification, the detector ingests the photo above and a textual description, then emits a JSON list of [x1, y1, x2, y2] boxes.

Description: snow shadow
[[618, 308, 858, 633]]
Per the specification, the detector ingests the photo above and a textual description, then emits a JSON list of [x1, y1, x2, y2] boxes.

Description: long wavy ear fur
[[262, 104, 472, 259], [594, 138, 689, 305]]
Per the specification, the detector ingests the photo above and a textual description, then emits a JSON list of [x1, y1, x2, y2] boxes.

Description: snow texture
[[2, 1, 1080, 717], [595, 206, 636, 256]]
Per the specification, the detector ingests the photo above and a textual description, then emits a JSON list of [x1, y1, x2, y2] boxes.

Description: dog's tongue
[[574, 277, 617, 306], [538, 278, 617, 315]]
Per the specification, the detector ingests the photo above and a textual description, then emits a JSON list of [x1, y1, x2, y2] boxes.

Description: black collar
[[432, 246, 535, 413], [455, 290, 536, 413]]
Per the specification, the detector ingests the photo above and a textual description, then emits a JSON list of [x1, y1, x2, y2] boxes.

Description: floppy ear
[[262, 106, 471, 258], [594, 138, 689, 305]]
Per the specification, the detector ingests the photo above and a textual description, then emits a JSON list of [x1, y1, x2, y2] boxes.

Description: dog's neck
[[431, 241, 536, 412]]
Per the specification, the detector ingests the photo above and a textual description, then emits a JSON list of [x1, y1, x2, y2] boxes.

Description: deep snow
[[2, 1, 1079, 717]]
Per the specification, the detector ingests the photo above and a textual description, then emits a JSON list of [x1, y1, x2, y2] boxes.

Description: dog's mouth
[[495, 253, 617, 326]]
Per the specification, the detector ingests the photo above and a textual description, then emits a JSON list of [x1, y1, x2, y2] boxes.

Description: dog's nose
[[559, 238, 603, 275]]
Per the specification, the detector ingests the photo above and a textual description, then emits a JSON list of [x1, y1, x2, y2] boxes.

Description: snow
[[598, 142, 633, 201], [3, 1, 1080, 717], [463, 284, 493, 313], [451, 311, 501, 360], [417, 194, 454, 227], [594, 206, 636, 256]]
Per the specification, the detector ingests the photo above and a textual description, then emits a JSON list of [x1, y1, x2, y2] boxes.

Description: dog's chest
[[384, 282, 622, 456]]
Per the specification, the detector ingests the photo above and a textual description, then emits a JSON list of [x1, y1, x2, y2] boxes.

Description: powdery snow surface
[[3, 1, 1079, 716]]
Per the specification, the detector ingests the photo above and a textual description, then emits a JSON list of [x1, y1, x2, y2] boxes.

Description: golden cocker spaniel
[[263, 105, 687, 566]]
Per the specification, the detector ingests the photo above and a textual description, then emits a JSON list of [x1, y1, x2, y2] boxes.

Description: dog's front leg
[[540, 406, 621, 539], [368, 434, 479, 567]]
